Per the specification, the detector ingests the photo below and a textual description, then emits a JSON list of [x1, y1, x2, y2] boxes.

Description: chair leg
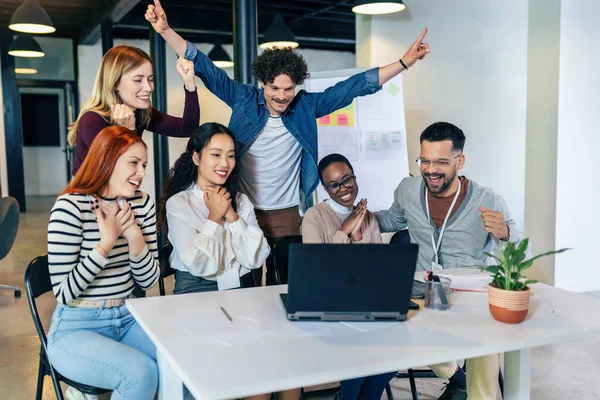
[[408, 369, 419, 400], [498, 368, 504, 398], [35, 357, 45, 400], [385, 383, 394, 400], [48, 365, 65, 400]]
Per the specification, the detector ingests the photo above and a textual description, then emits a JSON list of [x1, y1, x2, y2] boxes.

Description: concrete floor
[[1, 196, 598, 400]]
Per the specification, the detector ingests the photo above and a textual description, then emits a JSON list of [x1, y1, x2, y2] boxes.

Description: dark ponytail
[[159, 122, 240, 231]]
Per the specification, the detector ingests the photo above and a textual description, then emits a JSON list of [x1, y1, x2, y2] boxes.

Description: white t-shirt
[[239, 116, 302, 210]]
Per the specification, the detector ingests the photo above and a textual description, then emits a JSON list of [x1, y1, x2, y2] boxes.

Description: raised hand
[[350, 199, 368, 242], [145, 0, 170, 34], [111, 104, 136, 130], [204, 187, 232, 224], [480, 206, 509, 241], [400, 28, 430, 68], [340, 198, 366, 238], [176, 58, 196, 91]]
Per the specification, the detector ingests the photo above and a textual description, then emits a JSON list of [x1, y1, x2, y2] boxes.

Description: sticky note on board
[[387, 83, 400, 97], [319, 115, 331, 125], [337, 114, 349, 126]]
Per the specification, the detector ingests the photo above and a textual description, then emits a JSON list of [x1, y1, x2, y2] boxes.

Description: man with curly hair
[[146, 0, 430, 285]]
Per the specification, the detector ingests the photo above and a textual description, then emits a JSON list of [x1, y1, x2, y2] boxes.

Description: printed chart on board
[[305, 69, 409, 212]]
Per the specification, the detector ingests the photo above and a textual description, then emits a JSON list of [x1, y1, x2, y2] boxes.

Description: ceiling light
[[352, 0, 406, 15], [260, 14, 299, 49], [15, 67, 38, 74], [9, 0, 56, 34], [208, 43, 234, 69], [8, 34, 45, 58]]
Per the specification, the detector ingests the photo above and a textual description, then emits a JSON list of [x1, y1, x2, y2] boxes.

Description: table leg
[[158, 350, 183, 400], [503, 348, 531, 400]]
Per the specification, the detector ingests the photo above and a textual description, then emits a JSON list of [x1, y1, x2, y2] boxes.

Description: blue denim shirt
[[184, 41, 382, 209]]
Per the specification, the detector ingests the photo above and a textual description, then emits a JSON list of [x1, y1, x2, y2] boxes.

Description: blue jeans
[[47, 302, 158, 400], [339, 371, 397, 400]]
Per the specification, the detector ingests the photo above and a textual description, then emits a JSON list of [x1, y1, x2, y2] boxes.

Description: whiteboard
[[305, 68, 409, 212]]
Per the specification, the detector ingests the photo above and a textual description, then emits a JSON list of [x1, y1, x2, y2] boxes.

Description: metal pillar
[[150, 31, 169, 248], [233, 0, 258, 85]]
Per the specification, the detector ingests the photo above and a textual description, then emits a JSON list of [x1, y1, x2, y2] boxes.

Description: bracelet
[[399, 58, 408, 70]]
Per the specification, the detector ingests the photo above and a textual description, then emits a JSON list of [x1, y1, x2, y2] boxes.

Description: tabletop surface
[[127, 281, 600, 400]]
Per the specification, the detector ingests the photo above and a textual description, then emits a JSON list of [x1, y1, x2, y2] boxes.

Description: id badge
[[431, 261, 443, 271], [217, 268, 241, 291]]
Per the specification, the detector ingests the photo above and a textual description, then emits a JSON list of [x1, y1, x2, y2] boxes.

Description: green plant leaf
[[524, 248, 572, 266], [523, 279, 537, 286], [516, 238, 529, 253], [483, 252, 502, 263], [518, 260, 534, 272]]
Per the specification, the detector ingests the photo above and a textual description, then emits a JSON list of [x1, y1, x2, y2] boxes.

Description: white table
[[127, 283, 600, 400]]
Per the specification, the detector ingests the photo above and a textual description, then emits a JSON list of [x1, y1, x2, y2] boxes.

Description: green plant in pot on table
[[482, 238, 570, 324]]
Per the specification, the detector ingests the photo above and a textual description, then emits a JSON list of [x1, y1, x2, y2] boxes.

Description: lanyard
[[425, 179, 461, 268]]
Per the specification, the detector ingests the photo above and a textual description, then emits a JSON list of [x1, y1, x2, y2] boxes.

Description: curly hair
[[159, 122, 240, 231], [251, 47, 310, 85]]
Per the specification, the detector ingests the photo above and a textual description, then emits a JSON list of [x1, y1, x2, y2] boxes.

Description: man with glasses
[[302, 153, 396, 400], [375, 121, 526, 400]]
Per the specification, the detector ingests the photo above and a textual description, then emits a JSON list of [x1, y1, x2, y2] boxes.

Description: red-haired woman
[[69, 44, 199, 175], [46, 126, 159, 400]]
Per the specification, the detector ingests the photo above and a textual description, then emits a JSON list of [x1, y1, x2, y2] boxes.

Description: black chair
[[24, 255, 110, 400], [158, 242, 176, 296], [158, 242, 259, 296], [271, 235, 303, 285], [390, 229, 411, 245], [0, 196, 21, 297]]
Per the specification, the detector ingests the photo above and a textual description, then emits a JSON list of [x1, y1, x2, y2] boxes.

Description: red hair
[[61, 126, 147, 196]]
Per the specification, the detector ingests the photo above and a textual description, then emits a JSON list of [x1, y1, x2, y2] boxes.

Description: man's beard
[[423, 169, 457, 195]]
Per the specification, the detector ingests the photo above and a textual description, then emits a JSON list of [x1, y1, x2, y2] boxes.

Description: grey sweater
[[374, 176, 524, 271]]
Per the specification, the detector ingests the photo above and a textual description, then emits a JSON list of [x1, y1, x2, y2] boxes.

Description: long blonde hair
[[67, 45, 153, 146]]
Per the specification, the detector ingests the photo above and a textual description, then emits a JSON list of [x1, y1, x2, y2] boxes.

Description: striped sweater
[[47, 191, 159, 304]]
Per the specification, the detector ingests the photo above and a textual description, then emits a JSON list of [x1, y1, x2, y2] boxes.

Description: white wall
[[77, 40, 354, 200], [356, 0, 529, 230], [524, 0, 561, 286], [554, 0, 600, 291]]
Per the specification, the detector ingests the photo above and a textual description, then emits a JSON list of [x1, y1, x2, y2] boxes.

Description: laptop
[[280, 243, 419, 321]]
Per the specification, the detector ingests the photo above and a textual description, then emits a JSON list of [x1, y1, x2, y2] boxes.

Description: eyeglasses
[[325, 175, 356, 194], [416, 154, 461, 169]]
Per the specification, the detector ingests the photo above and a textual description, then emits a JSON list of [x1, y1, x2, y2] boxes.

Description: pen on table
[[220, 306, 233, 322]]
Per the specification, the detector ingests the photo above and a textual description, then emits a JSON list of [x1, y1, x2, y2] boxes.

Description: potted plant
[[482, 238, 570, 324]]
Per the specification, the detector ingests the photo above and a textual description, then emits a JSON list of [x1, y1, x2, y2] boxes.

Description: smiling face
[[115, 60, 154, 110], [321, 161, 358, 208], [419, 140, 464, 196], [105, 142, 148, 198], [261, 74, 296, 116], [193, 133, 236, 188]]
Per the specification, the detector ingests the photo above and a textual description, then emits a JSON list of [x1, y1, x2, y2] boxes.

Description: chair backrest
[[24, 255, 53, 346], [0, 196, 20, 260], [272, 235, 303, 285], [390, 230, 411, 245], [158, 242, 175, 296]]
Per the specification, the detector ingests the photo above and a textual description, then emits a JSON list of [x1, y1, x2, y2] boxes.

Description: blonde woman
[[69, 45, 199, 175]]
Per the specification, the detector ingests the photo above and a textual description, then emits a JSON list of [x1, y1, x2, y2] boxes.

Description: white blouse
[[166, 184, 270, 281]]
